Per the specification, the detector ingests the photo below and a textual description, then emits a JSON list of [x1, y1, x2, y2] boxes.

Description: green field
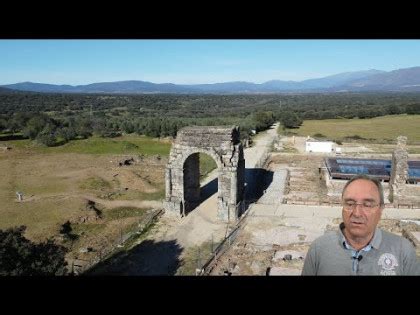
[[199, 153, 217, 179], [288, 115, 420, 142], [103, 206, 150, 221], [107, 189, 165, 202], [3, 134, 171, 155]]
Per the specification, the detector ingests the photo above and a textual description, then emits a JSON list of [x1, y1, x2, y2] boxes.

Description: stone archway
[[164, 126, 245, 222]]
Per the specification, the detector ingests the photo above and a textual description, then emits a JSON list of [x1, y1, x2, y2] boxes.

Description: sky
[[1, 40, 420, 85]]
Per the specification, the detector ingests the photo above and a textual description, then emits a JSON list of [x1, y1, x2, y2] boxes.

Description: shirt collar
[[338, 222, 382, 250]]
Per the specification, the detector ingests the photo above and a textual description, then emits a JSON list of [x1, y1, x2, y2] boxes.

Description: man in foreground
[[302, 174, 419, 275]]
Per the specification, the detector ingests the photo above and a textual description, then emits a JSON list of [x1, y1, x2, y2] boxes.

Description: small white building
[[305, 138, 336, 153]]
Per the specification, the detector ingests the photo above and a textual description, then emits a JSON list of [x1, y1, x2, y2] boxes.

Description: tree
[[253, 111, 275, 132], [121, 121, 135, 134], [279, 111, 303, 129], [0, 226, 68, 275], [75, 118, 93, 139], [56, 126, 77, 142], [6, 117, 21, 134], [0, 117, 7, 132], [357, 108, 377, 119], [36, 124, 57, 146], [406, 103, 420, 115], [144, 118, 161, 137], [386, 104, 402, 115], [22, 115, 51, 140], [92, 118, 108, 137]]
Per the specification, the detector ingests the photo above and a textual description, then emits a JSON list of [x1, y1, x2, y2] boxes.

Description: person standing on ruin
[[302, 174, 419, 275]]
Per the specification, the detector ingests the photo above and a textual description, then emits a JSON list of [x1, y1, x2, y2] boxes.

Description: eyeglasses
[[342, 201, 381, 212]]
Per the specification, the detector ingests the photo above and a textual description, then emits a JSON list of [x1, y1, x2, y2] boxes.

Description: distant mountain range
[[3, 67, 420, 94]]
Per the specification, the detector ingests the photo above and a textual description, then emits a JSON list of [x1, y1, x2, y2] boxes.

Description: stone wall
[[324, 172, 391, 204], [389, 136, 409, 205]]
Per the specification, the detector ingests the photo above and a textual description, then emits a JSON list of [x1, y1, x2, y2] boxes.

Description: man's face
[[342, 179, 383, 240]]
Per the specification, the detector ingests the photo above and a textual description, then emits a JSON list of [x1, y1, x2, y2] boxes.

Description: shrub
[[0, 226, 68, 276]]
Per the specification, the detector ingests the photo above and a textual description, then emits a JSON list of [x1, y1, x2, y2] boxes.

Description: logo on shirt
[[378, 253, 399, 275]]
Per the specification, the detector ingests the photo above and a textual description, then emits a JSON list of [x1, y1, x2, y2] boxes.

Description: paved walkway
[[257, 170, 288, 205]]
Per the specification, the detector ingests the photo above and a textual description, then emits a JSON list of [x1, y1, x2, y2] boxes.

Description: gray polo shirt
[[302, 223, 420, 275]]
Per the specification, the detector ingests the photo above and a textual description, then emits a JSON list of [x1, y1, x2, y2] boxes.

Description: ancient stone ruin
[[389, 136, 409, 206], [164, 126, 245, 222]]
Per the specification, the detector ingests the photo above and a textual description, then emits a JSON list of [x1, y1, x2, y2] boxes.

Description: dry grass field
[[0, 133, 221, 263], [288, 114, 420, 143], [0, 135, 170, 257]]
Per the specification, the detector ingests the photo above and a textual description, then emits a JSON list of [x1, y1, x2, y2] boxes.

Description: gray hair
[[341, 174, 384, 206]]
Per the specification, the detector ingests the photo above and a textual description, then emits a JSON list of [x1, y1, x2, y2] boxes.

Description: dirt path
[[245, 123, 279, 167], [80, 195, 162, 209], [17, 192, 162, 209]]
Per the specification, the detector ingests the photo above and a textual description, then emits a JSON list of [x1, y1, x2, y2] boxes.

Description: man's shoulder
[[311, 230, 339, 247], [379, 229, 415, 251], [380, 229, 407, 243]]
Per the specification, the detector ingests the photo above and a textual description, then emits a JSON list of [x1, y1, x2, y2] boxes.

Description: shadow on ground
[[184, 177, 218, 216], [86, 239, 183, 276], [0, 134, 26, 141], [245, 168, 274, 200], [183, 168, 273, 217], [199, 177, 218, 203], [241, 168, 274, 214]]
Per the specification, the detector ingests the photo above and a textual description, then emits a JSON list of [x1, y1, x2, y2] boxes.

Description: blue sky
[[1, 40, 420, 85]]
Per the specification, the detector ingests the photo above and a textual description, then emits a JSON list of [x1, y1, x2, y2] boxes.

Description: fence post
[[197, 248, 201, 271], [211, 233, 214, 254]]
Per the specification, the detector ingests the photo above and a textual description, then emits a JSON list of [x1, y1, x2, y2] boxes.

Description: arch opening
[[182, 152, 218, 215]]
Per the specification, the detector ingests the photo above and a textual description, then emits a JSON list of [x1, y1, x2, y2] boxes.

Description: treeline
[[0, 110, 275, 146], [1, 92, 420, 146], [2, 92, 420, 118]]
